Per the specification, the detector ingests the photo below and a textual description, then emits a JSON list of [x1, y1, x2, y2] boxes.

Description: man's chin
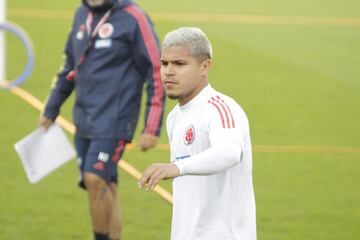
[[166, 93, 180, 100]]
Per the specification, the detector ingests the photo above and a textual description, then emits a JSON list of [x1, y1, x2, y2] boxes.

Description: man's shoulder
[[165, 106, 180, 138], [213, 88, 244, 109], [76, 5, 88, 14], [200, 88, 239, 112], [119, 2, 149, 19], [199, 87, 249, 128], [167, 106, 180, 121], [109, 2, 150, 31], [72, 5, 88, 20]]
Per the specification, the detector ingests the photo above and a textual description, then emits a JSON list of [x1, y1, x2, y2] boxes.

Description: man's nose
[[164, 64, 175, 76]]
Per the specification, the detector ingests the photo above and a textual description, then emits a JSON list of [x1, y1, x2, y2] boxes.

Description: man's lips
[[164, 80, 178, 85]]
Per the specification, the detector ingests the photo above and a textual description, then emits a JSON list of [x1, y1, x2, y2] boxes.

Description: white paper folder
[[14, 124, 76, 184]]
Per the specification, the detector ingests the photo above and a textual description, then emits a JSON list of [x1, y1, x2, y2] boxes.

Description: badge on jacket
[[98, 23, 114, 39]]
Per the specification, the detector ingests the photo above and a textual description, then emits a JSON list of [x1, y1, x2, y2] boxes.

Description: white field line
[[125, 143, 360, 154], [1, 80, 359, 155]]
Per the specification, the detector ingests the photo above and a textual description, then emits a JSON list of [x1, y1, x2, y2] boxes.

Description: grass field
[[1, 0, 360, 239]]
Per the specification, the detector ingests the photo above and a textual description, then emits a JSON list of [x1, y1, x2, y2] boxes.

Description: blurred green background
[[1, 0, 359, 239]]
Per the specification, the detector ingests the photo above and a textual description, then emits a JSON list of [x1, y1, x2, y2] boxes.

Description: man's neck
[[178, 80, 208, 106]]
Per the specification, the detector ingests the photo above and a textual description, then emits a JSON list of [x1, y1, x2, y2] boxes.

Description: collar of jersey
[[178, 84, 212, 112]]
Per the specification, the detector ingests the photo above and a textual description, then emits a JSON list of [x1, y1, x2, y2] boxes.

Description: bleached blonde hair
[[162, 27, 213, 60]]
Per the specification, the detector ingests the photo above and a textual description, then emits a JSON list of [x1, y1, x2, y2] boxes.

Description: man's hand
[[38, 116, 54, 131], [139, 163, 180, 191], [138, 133, 157, 151]]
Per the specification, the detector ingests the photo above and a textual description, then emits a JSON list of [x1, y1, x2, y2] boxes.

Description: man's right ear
[[201, 59, 212, 76]]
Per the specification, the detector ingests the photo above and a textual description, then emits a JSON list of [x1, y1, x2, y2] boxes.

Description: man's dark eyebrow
[[160, 59, 188, 63]]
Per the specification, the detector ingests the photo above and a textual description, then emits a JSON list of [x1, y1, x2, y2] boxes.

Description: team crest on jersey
[[184, 125, 195, 145], [98, 23, 114, 39]]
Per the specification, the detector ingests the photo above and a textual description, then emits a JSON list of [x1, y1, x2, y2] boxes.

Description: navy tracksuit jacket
[[44, 0, 165, 141]]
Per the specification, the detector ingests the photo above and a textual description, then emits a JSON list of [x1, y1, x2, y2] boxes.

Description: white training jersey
[[167, 85, 256, 240]]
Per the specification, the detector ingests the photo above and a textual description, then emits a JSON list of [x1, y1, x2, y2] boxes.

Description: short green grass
[[1, 0, 359, 239]]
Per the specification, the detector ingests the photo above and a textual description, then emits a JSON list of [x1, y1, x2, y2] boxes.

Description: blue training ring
[[0, 22, 35, 89]]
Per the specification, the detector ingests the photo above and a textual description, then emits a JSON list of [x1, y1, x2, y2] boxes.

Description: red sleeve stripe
[[124, 5, 164, 135], [208, 96, 235, 129], [208, 100, 226, 128], [211, 97, 231, 128], [112, 140, 127, 163], [216, 95, 235, 128]]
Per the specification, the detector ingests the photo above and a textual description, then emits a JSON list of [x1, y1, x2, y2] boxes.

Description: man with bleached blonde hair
[[139, 27, 257, 240]]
